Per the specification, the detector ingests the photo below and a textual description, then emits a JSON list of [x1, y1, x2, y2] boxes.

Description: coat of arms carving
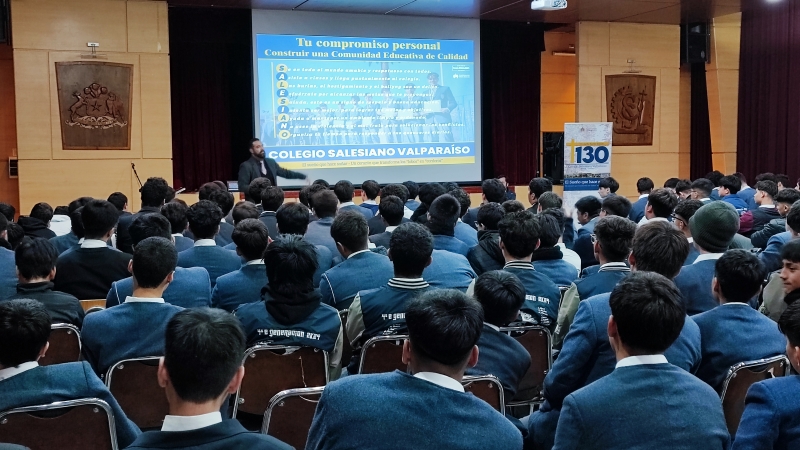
[[605, 75, 656, 146], [56, 62, 133, 150]]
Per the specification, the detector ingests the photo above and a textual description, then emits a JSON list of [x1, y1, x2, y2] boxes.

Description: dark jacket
[[4, 282, 85, 327], [751, 217, 786, 249], [53, 246, 132, 300], [237, 156, 306, 202], [18, 216, 56, 239], [117, 206, 161, 254], [466, 230, 504, 275], [126, 419, 292, 450], [750, 207, 782, 235]]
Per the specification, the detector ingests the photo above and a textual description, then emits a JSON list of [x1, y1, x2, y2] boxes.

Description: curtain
[[480, 21, 545, 186], [737, 2, 800, 181], [690, 63, 713, 180]]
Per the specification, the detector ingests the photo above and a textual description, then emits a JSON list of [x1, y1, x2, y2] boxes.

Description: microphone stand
[[131, 162, 143, 190]]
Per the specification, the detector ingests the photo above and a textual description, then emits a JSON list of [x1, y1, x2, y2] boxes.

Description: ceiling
[[166, 0, 745, 24]]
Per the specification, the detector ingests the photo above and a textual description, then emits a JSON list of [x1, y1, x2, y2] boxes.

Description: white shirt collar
[[339, 202, 355, 208], [760, 204, 776, 209], [347, 249, 370, 259], [362, 199, 377, 205], [194, 239, 217, 247], [124, 296, 165, 304], [245, 259, 265, 265], [699, 198, 712, 203], [220, 218, 226, 224], [81, 239, 108, 249], [687, 237, 694, 243], [385, 226, 398, 233], [171, 233, 183, 238], [638, 216, 669, 225], [720, 301, 751, 307], [484, 322, 500, 332], [0, 361, 39, 381], [638, 194, 649, 199], [413, 372, 465, 392], [694, 253, 724, 264], [161, 412, 222, 432], [615, 355, 668, 369]]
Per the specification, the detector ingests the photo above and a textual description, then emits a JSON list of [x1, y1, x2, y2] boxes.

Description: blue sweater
[[432, 234, 470, 257], [533, 259, 579, 287], [105, 267, 211, 309], [211, 263, 268, 312], [424, 250, 476, 292], [723, 194, 749, 216], [628, 196, 648, 223], [126, 419, 291, 449], [733, 376, 800, 449], [176, 245, 241, 287], [454, 222, 478, 247], [674, 258, 720, 315], [0, 247, 17, 299], [466, 324, 530, 398], [760, 231, 792, 273], [319, 251, 393, 310]]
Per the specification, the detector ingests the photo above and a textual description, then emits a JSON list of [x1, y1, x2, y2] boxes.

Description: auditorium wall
[[706, 13, 741, 175], [11, 0, 172, 212], [0, 44, 20, 214], [541, 31, 576, 132]]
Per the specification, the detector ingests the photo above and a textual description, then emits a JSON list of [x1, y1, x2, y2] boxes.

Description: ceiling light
[[531, 0, 568, 11]]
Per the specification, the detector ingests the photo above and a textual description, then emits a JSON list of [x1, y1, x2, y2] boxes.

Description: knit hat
[[689, 202, 740, 253], [428, 194, 461, 229]]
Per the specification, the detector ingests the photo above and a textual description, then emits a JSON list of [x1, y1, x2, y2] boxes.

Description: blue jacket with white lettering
[[504, 262, 561, 332]]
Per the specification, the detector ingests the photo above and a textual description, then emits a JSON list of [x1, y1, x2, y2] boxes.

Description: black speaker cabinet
[[681, 22, 710, 64]]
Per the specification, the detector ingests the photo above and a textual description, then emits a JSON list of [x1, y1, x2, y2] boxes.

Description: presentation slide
[[252, 11, 481, 186]]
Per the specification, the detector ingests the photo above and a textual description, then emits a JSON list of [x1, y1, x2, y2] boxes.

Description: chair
[[338, 310, 354, 370], [720, 355, 790, 436], [358, 335, 408, 374], [105, 357, 168, 430], [233, 345, 328, 420], [500, 325, 552, 411], [462, 375, 505, 414], [86, 306, 105, 315], [0, 398, 118, 450], [262, 387, 324, 450], [80, 299, 106, 312], [38, 324, 81, 366]]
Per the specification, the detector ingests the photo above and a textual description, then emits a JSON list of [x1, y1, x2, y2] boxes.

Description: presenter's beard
[[254, 150, 265, 159]]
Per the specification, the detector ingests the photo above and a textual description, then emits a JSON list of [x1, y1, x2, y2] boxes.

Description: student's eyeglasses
[[670, 214, 685, 225]]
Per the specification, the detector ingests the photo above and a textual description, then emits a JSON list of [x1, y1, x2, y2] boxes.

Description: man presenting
[[238, 138, 307, 201], [424, 72, 457, 143]]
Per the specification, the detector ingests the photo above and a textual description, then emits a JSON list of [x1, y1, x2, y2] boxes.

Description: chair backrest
[[80, 299, 106, 312], [0, 398, 117, 450], [105, 357, 168, 430], [262, 387, 324, 450], [499, 325, 552, 403], [358, 335, 408, 374], [338, 310, 354, 369], [721, 355, 790, 436], [462, 375, 505, 414], [86, 306, 105, 315], [39, 324, 81, 366], [233, 345, 328, 417]]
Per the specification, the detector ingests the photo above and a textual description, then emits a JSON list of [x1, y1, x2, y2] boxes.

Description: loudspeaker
[[681, 22, 710, 64], [541, 132, 564, 185], [0, 0, 8, 44]]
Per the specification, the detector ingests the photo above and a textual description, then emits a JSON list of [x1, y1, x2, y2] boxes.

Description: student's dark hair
[[0, 213, 6, 233], [777, 174, 791, 188], [647, 188, 679, 218], [632, 221, 690, 279], [755, 180, 778, 199], [313, 179, 330, 188], [333, 180, 355, 203], [779, 301, 800, 347], [476, 203, 505, 231], [498, 210, 540, 259], [418, 183, 446, 206], [636, 177, 655, 193], [539, 208, 566, 247], [81, 199, 119, 239], [705, 170, 725, 186], [198, 182, 223, 201], [165, 186, 176, 203], [755, 172, 778, 183], [264, 235, 318, 297], [15, 238, 58, 280], [186, 200, 224, 239], [160, 202, 188, 236], [311, 190, 338, 218], [130, 213, 172, 246], [107, 192, 128, 211], [715, 250, 765, 303], [132, 237, 177, 288], [331, 211, 369, 252], [719, 175, 742, 194], [402, 181, 420, 200], [231, 201, 259, 224], [599, 177, 619, 193], [501, 200, 525, 214], [690, 178, 715, 197], [68, 197, 92, 213], [786, 200, 800, 233], [775, 188, 800, 206], [610, 272, 685, 354], [482, 179, 506, 203], [406, 289, 483, 366], [594, 216, 636, 262], [601, 194, 632, 218], [675, 179, 692, 194], [361, 180, 380, 200], [247, 177, 272, 203], [7, 223, 24, 249], [673, 199, 703, 222], [575, 196, 602, 217], [208, 189, 234, 216], [663, 177, 680, 189], [140, 177, 170, 207], [164, 308, 246, 403], [780, 239, 800, 263], [299, 184, 328, 208], [528, 177, 553, 199], [732, 172, 748, 185], [448, 188, 471, 217], [381, 183, 409, 204], [0, 299, 51, 367], [538, 192, 563, 210], [427, 194, 461, 234], [474, 271, 525, 326], [389, 223, 434, 277], [30, 202, 53, 223], [260, 186, 285, 212], [69, 207, 84, 238], [0, 202, 15, 221], [442, 182, 458, 191], [276, 202, 310, 235], [378, 195, 404, 227], [232, 219, 269, 261]]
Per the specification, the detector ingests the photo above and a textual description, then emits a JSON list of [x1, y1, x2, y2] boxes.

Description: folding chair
[[358, 335, 408, 374], [38, 324, 81, 366], [0, 398, 118, 450], [105, 357, 168, 430], [338, 310, 354, 370], [462, 375, 505, 414], [233, 345, 328, 424], [721, 355, 790, 436], [262, 387, 324, 450], [500, 325, 552, 414], [80, 299, 106, 312]]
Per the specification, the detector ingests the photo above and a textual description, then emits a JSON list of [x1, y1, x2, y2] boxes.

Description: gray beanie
[[689, 202, 740, 253]]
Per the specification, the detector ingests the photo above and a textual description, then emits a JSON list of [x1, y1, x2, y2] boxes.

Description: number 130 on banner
[[571, 145, 610, 164]]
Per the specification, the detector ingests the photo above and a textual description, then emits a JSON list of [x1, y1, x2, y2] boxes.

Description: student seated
[[762, 240, 800, 321], [671, 199, 704, 265], [752, 188, 800, 249], [81, 237, 183, 377], [4, 238, 84, 327], [719, 175, 748, 216], [211, 219, 269, 312], [221, 202, 260, 251], [160, 202, 193, 252], [49, 197, 92, 255], [530, 209, 579, 286], [320, 212, 393, 310], [448, 188, 479, 247], [206, 189, 235, 247], [125, 308, 291, 450], [0, 299, 140, 447], [759, 201, 800, 273], [117, 177, 170, 254], [572, 196, 602, 269], [334, 180, 373, 219], [423, 247, 478, 292], [368, 195, 404, 250], [304, 190, 340, 257], [466, 203, 505, 276], [359, 179, 381, 215], [307, 289, 523, 450], [275, 202, 332, 286], [367, 184, 412, 235], [258, 185, 284, 239], [18, 202, 56, 240], [638, 188, 678, 226], [551, 272, 729, 450], [235, 235, 342, 380], [176, 200, 241, 287], [462, 178, 506, 230], [628, 177, 654, 223], [426, 194, 470, 256]]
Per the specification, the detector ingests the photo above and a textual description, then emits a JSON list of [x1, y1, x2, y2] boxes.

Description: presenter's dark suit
[[0, 247, 17, 299], [552, 362, 730, 450], [693, 303, 786, 393], [306, 371, 523, 450], [117, 206, 161, 254], [628, 195, 649, 223], [733, 376, 800, 449], [4, 282, 84, 327], [237, 156, 306, 202], [176, 244, 241, 287], [466, 324, 530, 398], [424, 250, 476, 292], [674, 256, 723, 315], [53, 245, 132, 300], [0, 362, 141, 447], [126, 420, 292, 450], [319, 251, 393, 310], [105, 267, 212, 309], [211, 262, 268, 312]]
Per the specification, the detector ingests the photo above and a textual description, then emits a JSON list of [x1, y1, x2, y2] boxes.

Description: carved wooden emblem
[[605, 75, 656, 146], [55, 62, 133, 150]]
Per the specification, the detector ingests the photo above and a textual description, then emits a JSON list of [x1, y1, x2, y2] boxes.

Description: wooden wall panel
[[576, 22, 609, 67], [139, 53, 172, 159], [13, 50, 51, 160], [608, 23, 679, 68], [0, 47, 20, 211], [127, 1, 170, 54], [679, 65, 692, 178], [18, 159, 132, 210], [707, 13, 741, 174], [541, 31, 577, 133]]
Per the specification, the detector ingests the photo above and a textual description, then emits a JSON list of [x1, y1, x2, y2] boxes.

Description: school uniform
[[684, 238, 700, 265], [49, 231, 80, 255], [424, 250, 476, 292], [53, 240, 132, 300], [733, 376, 800, 449], [117, 206, 161, 254], [466, 230, 504, 276], [465, 323, 530, 398], [368, 226, 396, 250], [304, 217, 339, 258], [0, 248, 16, 300], [674, 253, 724, 315], [360, 201, 380, 216], [760, 231, 792, 273], [211, 261, 268, 312], [176, 240, 241, 287], [172, 234, 194, 253], [628, 194, 649, 223], [106, 267, 212, 309], [126, 416, 291, 450], [4, 282, 84, 327], [738, 186, 758, 211], [572, 217, 599, 269], [215, 221, 235, 247], [340, 202, 374, 220], [454, 221, 478, 247], [258, 211, 279, 239], [319, 250, 393, 311], [503, 261, 561, 332], [432, 234, 470, 257], [531, 247, 580, 287]]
